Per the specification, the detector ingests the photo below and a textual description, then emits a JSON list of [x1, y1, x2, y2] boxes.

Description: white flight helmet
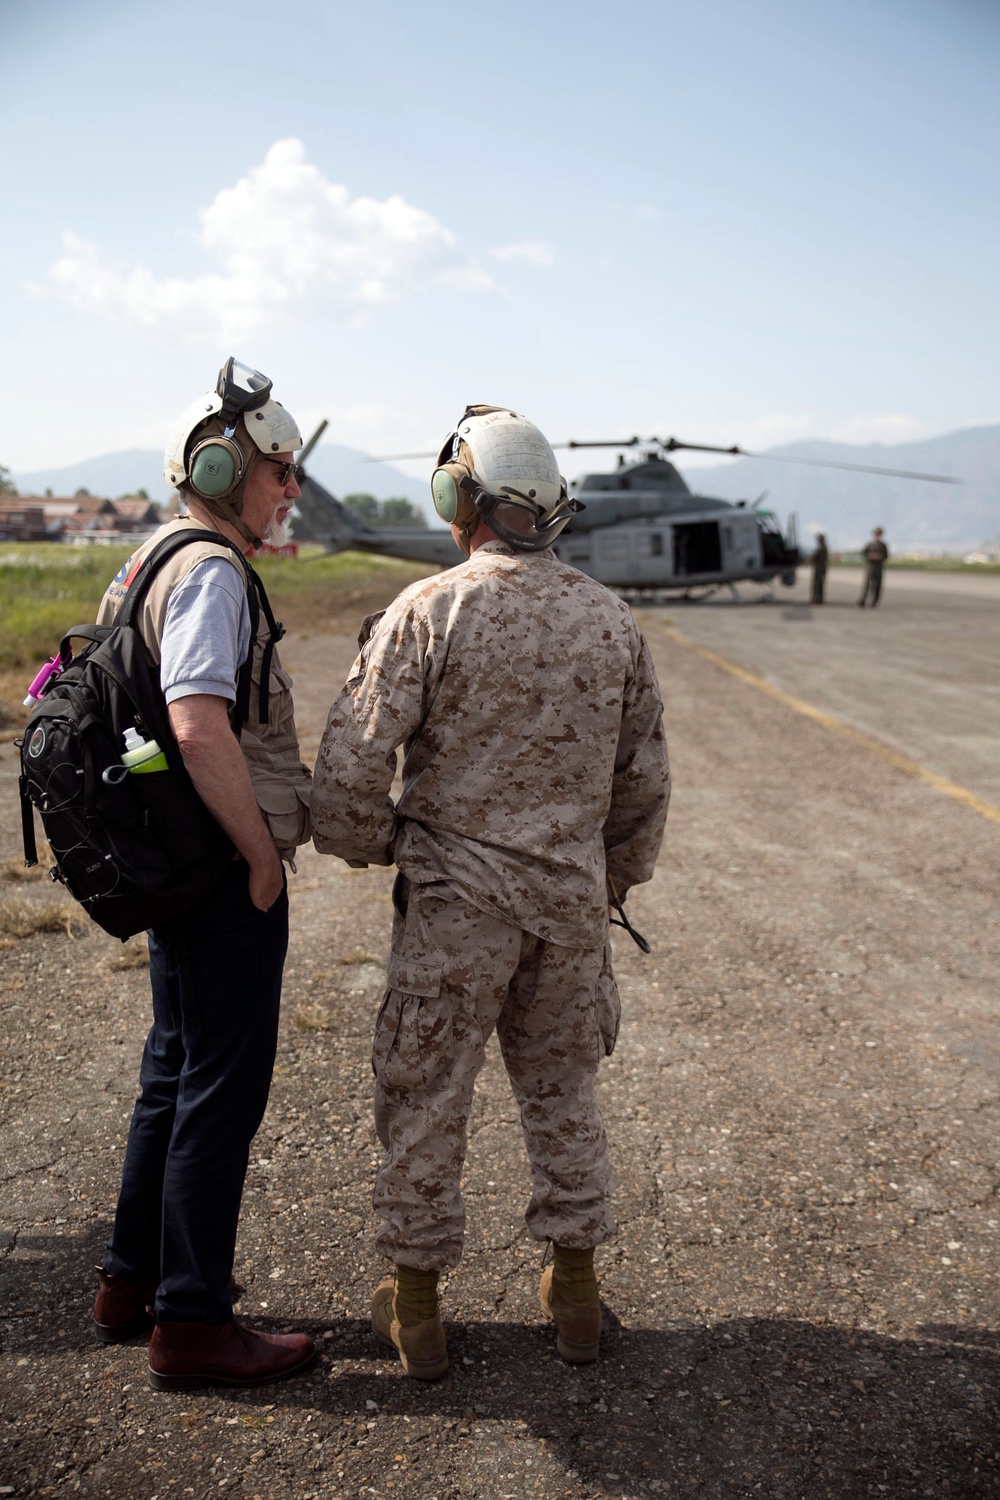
[[163, 358, 302, 520], [430, 405, 575, 553]]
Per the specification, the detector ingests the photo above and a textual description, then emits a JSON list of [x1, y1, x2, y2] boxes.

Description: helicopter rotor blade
[[363, 449, 439, 462], [370, 438, 646, 460], [554, 435, 959, 484], [552, 437, 644, 450], [366, 435, 960, 484], [298, 419, 329, 467], [728, 450, 960, 484], [654, 437, 959, 484]]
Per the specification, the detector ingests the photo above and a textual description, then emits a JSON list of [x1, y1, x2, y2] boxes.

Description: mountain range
[[673, 424, 999, 550], [11, 444, 429, 514], [11, 424, 1000, 550]]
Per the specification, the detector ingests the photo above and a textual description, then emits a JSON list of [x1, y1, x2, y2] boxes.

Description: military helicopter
[[291, 423, 958, 599]]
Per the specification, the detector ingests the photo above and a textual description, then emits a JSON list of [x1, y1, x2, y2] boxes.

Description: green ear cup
[[191, 442, 238, 498], [431, 468, 459, 523]]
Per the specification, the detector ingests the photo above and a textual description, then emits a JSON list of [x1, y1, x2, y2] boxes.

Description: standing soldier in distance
[[311, 405, 670, 1377], [93, 360, 315, 1390], [858, 526, 890, 607], [810, 531, 829, 605]]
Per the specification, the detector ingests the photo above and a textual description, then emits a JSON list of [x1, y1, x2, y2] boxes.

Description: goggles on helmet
[[217, 358, 273, 422], [459, 475, 578, 553]]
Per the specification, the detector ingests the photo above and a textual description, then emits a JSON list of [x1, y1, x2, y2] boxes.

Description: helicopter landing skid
[[678, 581, 778, 604]]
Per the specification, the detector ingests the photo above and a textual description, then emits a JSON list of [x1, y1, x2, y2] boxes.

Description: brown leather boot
[[371, 1267, 449, 1380], [93, 1267, 158, 1344], [148, 1320, 316, 1391], [539, 1245, 602, 1362]]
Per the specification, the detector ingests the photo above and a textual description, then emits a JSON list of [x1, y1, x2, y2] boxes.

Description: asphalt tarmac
[[2, 567, 999, 1499]]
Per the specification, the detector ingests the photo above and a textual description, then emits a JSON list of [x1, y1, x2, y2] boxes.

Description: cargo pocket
[[372, 957, 452, 1091], [597, 947, 621, 1058], [253, 773, 311, 856]]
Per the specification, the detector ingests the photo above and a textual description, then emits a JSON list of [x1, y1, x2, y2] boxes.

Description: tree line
[[0, 470, 155, 502], [1, 470, 424, 528], [338, 494, 427, 528]]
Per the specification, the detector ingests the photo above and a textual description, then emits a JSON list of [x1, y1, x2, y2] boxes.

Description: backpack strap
[[18, 772, 38, 867], [244, 562, 285, 725], [116, 528, 274, 734]]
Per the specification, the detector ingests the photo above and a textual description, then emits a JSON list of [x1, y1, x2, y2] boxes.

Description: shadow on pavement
[[6, 1231, 998, 1496], [303, 1313, 998, 1497]]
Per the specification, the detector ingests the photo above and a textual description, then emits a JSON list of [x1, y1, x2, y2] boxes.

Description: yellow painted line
[[664, 626, 1000, 828]]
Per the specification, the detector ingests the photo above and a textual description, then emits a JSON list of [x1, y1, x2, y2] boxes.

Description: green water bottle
[[121, 725, 169, 774]]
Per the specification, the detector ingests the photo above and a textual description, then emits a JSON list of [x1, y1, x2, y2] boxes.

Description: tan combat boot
[[371, 1265, 449, 1380], [539, 1244, 602, 1362]]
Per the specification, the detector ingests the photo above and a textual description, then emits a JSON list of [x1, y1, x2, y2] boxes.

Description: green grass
[[250, 546, 433, 622], [0, 544, 134, 670], [0, 541, 434, 671]]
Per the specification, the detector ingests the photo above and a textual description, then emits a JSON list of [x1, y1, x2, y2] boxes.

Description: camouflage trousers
[[372, 878, 621, 1270]]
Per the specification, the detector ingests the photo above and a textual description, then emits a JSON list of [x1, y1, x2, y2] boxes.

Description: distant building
[[0, 501, 48, 541], [73, 496, 120, 525], [14, 494, 161, 541], [110, 497, 160, 528], [32, 496, 117, 537]]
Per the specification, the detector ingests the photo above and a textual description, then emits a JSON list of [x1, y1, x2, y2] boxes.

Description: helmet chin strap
[[446, 464, 482, 556], [211, 498, 262, 551], [454, 515, 480, 556]]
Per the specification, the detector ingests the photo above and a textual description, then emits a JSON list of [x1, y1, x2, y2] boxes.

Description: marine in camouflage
[[312, 540, 669, 1264], [372, 878, 620, 1267], [312, 543, 668, 945]]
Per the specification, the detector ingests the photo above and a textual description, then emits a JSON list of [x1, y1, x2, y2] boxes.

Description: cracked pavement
[[2, 567, 999, 1498]]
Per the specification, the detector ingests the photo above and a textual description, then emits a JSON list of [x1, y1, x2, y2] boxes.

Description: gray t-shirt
[[159, 557, 252, 704]]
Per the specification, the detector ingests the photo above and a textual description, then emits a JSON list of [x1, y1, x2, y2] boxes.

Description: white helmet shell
[[459, 409, 564, 515], [243, 398, 302, 456], [164, 392, 222, 490], [163, 391, 303, 490]]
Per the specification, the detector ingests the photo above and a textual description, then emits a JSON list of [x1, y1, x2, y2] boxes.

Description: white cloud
[[636, 203, 660, 222], [47, 138, 490, 339], [489, 241, 555, 268], [830, 414, 932, 446], [437, 263, 496, 291]]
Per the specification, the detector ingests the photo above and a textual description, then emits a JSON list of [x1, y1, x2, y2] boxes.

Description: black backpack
[[17, 528, 283, 941]]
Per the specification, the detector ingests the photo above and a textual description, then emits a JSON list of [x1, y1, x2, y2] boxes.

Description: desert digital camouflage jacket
[[311, 542, 670, 947]]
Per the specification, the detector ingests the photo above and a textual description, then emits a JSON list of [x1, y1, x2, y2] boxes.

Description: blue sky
[[1, 0, 998, 482]]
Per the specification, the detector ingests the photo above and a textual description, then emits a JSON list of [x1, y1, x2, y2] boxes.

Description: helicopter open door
[[672, 520, 721, 576]]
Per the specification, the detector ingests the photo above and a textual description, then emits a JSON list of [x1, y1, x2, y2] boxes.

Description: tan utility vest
[[97, 517, 311, 859]]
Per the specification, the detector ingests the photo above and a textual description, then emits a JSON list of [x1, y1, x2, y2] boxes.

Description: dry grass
[[0, 667, 29, 731], [292, 1002, 337, 1033], [0, 894, 86, 945], [108, 936, 150, 971], [1, 839, 54, 882]]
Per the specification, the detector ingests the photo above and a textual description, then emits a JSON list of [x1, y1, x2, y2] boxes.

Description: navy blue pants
[[104, 862, 288, 1322]]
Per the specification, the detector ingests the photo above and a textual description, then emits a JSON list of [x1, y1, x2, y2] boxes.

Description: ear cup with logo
[[189, 437, 244, 499], [430, 464, 466, 522]]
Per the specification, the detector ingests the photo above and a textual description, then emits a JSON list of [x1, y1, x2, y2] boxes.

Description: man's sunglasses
[[260, 456, 304, 486]]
